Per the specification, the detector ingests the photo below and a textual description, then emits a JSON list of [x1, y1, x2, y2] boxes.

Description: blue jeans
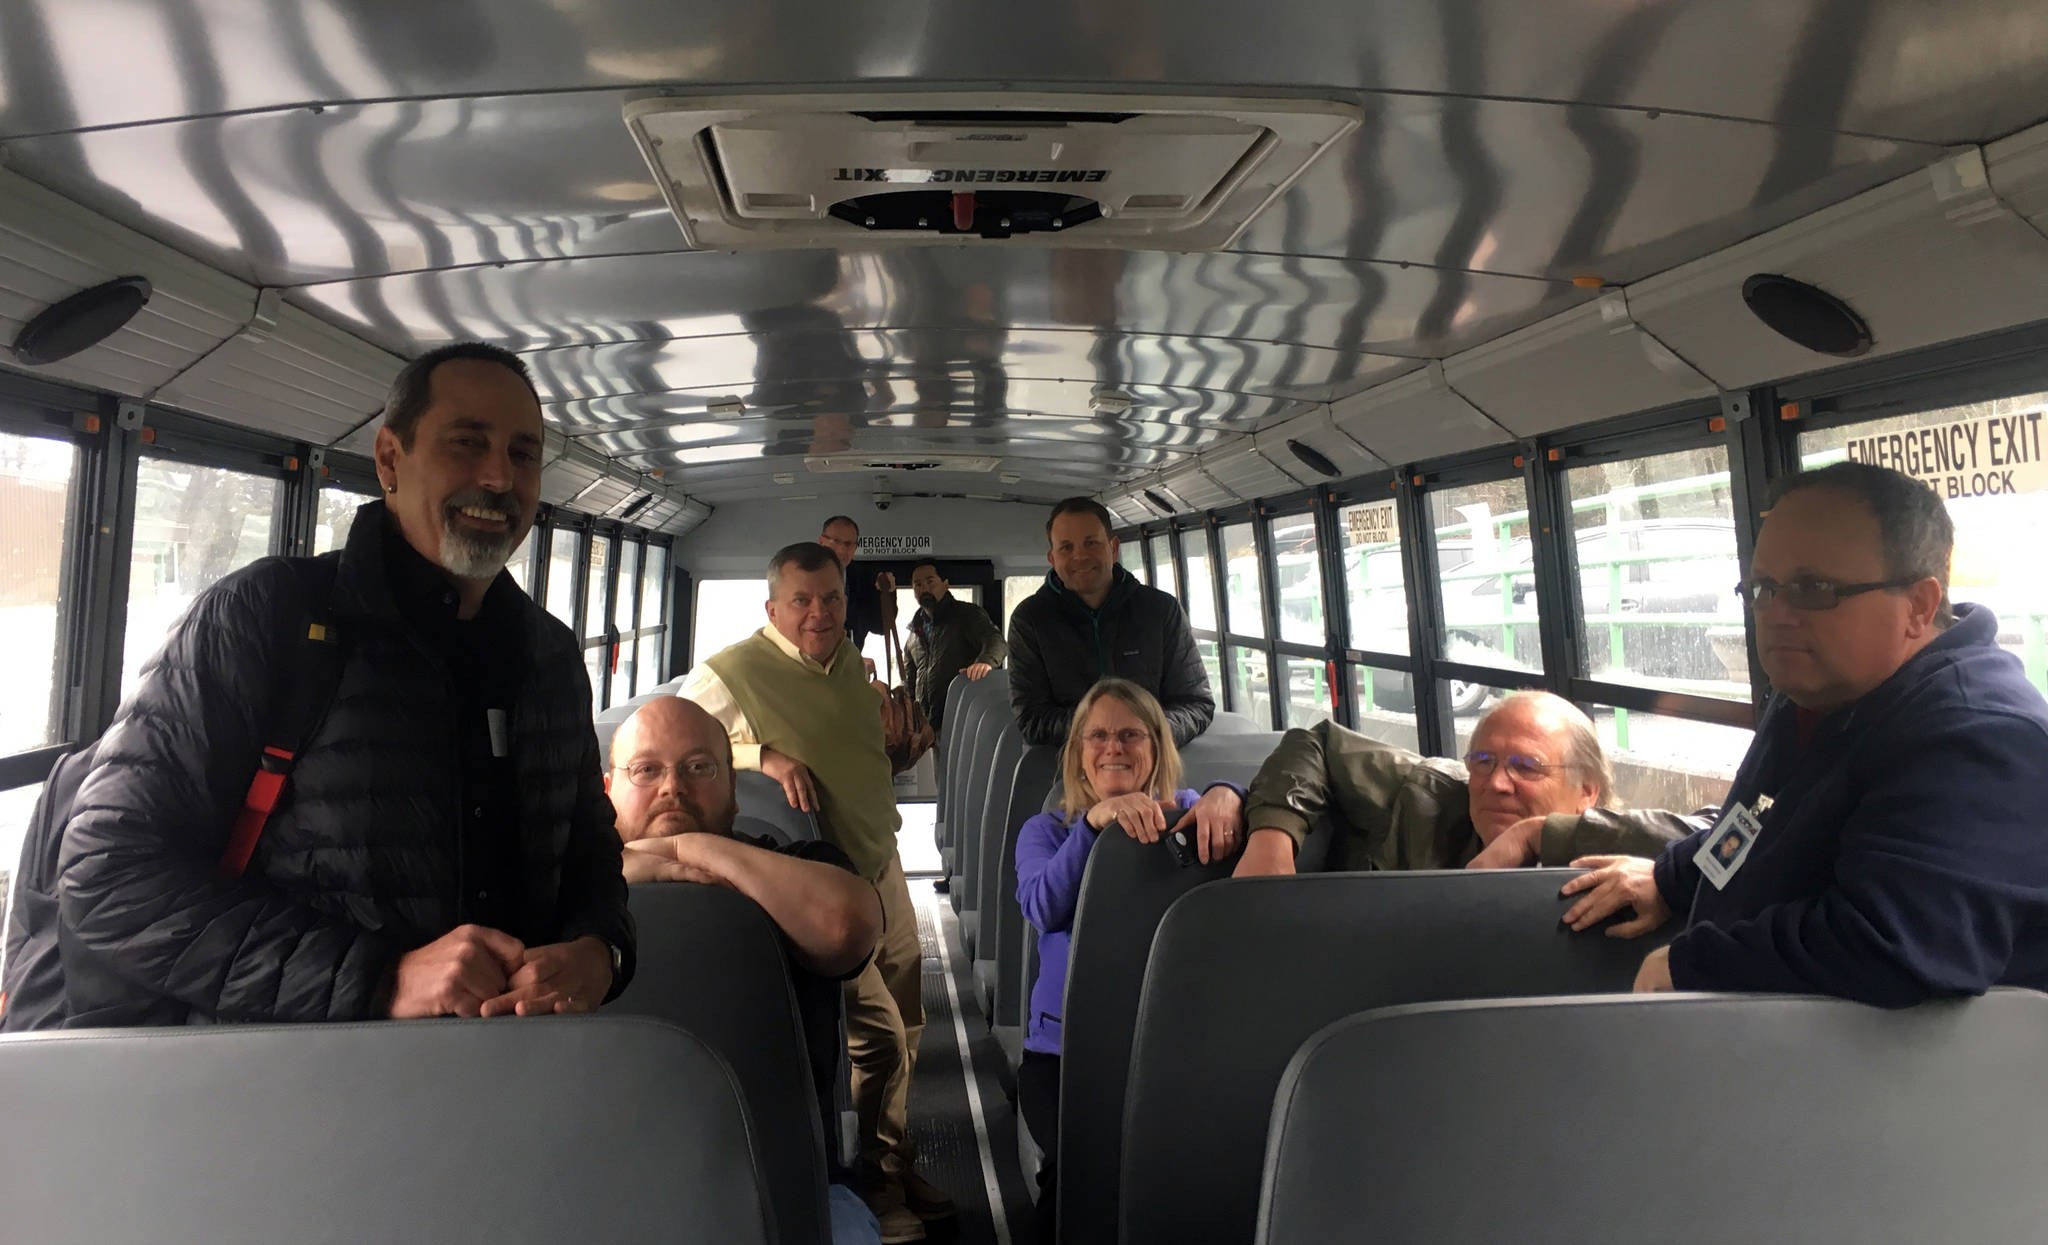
[[829, 1182, 882, 1245]]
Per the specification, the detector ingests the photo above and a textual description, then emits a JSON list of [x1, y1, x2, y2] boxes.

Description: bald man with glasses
[[1233, 689, 1692, 879], [1564, 461, 2048, 1005]]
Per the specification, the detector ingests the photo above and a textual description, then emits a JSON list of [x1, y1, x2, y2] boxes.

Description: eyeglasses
[[616, 758, 724, 787], [1463, 751, 1567, 782], [1734, 575, 1919, 611], [1082, 728, 1152, 749]]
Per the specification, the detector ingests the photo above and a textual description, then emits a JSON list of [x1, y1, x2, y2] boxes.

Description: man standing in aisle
[[903, 560, 1007, 732], [1008, 497, 1214, 746], [679, 541, 954, 1243], [818, 514, 896, 653]]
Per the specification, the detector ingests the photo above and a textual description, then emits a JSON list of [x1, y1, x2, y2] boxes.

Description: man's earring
[[382, 482, 395, 493]]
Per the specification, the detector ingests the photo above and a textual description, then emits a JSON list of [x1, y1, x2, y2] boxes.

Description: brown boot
[[866, 1181, 927, 1243], [900, 1169, 957, 1222]]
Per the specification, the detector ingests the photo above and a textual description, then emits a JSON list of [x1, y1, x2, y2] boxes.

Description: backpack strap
[[219, 558, 348, 879]]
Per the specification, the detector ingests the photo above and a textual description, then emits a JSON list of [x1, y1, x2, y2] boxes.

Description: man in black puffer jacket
[[1008, 497, 1214, 747], [50, 342, 632, 1027]]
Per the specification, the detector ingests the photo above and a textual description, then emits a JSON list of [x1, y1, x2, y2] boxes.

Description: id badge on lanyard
[[1694, 795, 1771, 890]]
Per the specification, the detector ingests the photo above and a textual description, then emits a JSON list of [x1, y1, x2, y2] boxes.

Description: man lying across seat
[[1562, 462, 2048, 1003], [606, 694, 885, 1244], [1233, 689, 1691, 877]]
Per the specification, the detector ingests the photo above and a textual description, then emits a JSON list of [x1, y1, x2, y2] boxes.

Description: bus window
[[1228, 644, 1270, 725], [0, 780, 45, 909], [693, 578, 765, 667], [1147, 533, 1172, 593], [1196, 638, 1224, 703], [1271, 510, 1325, 648], [637, 544, 668, 687], [1566, 447, 1746, 700], [1349, 666, 1421, 751], [612, 539, 641, 697], [0, 430, 77, 756], [124, 459, 280, 699], [545, 528, 578, 631], [1221, 521, 1266, 640], [506, 530, 534, 596], [1595, 708, 1747, 811], [584, 536, 611, 711], [1428, 479, 1537, 675], [1339, 499, 1409, 656], [1277, 654, 1336, 728], [1799, 391, 2048, 699], [312, 487, 376, 556], [1003, 574, 1040, 637], [1182, 531, 1218, 632], [1118, 539, 1144, 582]]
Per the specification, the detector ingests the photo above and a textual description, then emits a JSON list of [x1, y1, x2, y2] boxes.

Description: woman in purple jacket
[[1012, 677, 1245, 1236]]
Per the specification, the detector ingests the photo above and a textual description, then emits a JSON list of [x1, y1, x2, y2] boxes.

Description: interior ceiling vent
[[804, 453, 1001, 474], [625, 92, 1358, 251]]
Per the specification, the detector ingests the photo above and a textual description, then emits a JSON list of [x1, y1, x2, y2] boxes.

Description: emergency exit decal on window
[[1344, 499, 1398, 546], [858, 535, 935, 556], [1843, 410, 2046, 498]]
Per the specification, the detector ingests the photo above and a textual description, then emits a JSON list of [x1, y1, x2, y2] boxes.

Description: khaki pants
[[845, 851, 925, 1176]]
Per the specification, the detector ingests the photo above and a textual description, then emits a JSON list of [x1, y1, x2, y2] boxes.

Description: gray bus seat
[[0, 1015, 771, 1245], [1176, 730, 1282, 793], [1204, 710, 1264, 734], [614, 882, 829, 1245], [961, 721, 1025, 962], [978, 741, 1058, 1042], [736, 769, 822, 844], [940, 670, 1008, 883], [947, 678, 1012, 912], [1259, 990, 2048, 1245], [594, 701, 635, 762], [1122, 869, 1672, 1245], [1057, 828, 1236, 1245], [934, 673, 974, 844]]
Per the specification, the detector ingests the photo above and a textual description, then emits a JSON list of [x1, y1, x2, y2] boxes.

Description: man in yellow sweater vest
[[680, 541, 953, 1243]]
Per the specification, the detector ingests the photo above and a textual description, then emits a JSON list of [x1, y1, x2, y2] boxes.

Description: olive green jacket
[[1243, 721, 1700, 871]]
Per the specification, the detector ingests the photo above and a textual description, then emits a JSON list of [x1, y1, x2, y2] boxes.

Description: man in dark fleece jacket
[[1007, 497, 1214, 747], [1564, 462, 2048, 1006]]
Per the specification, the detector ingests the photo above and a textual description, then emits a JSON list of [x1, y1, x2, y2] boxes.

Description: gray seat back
[[961, 721, 1026, 953], [983, 742, 1060, 1025], [736, 770, 822, 843], [0, 1015, 771, 1245], [1056, 730, 1288, 1245], [1123, 870, 1672, 1245], [614, 883, 828, 1245], [940, 670, 1007, 854], [594, 702, 635, 763], [1058, 828, 1235, 1245], [946, 680, 1011, 893], [1259, 990, 2048, 1245], [1204, 710, 1264, 734]]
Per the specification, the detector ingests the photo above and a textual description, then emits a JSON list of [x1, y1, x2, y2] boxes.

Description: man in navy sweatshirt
[[1561, 460, 2048, 1006]]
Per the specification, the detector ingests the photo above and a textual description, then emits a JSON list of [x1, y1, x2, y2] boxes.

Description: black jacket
[[904, 594, 1007, 728], [53, 503, 633, 1027], [1007, 565, 1214, 747]]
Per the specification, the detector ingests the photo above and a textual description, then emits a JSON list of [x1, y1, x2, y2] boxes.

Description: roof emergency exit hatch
[[625, 93, 1360, 251]]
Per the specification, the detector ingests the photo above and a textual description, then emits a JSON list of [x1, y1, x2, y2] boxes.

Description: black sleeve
[[57, 561, 399, 1023], [553, 675, 636, 1002], [1007, 606, 1072, 746], [1155, 597, 1216, 747]]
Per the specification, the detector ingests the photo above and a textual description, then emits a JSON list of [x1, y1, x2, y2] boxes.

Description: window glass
[[546, 529, 579, 629], [1228, 644, 1270, 726], [0, 432, 78, 754], [1595, 707, 1749, 812], [584, 538, 613, 710], [1003, 573, 1042, 638], [1196, 638, 1223, 706], [125, 459, 280, 699], [1118, 538, 1144, 581], [1800, 393, 2048, 698], [638, 545, 669, 688], [585, 646, 606, 716], [1442, 680, 1537, 754], [1428, 478, 1537, 673], [1221, 521, 1266, 639], [693, 577, 767, 667], [611, 540, 641, 697], [0, 779, 46, 923], [1347, 665, 1421, 752], [1567, 447, 1745, 700], [1271, 511, 1324, 647], [1340, 498, 1410, 656], [1182, 530, 1218, 632], [1278, 654, 1336, 728], [506, 531, 534, 596], [1147, 534, 1173, 593], [312, 487, 375, 556]]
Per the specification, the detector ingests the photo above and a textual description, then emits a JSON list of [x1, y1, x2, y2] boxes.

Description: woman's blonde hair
[[1059, 678, 1183, 817]]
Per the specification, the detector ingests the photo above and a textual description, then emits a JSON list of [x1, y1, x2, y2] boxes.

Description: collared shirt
[[381, 516, 529, 932], [679, 625, 842, 771]]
